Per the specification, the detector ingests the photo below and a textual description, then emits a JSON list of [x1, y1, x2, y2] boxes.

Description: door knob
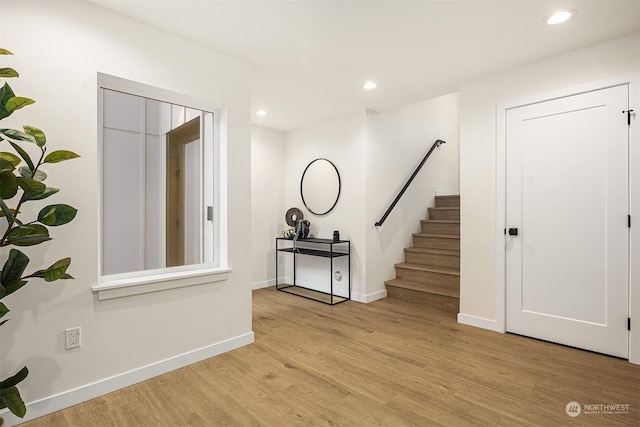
[[508, 228, 519, 236]]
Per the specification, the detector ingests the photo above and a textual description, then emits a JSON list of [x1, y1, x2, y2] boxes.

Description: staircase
[[385, 195, 460, 306]]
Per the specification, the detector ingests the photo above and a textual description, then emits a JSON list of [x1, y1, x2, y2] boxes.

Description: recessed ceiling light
[[545, 10, 574, 25], [363, 81, 377, 90], [256, 110, 267, 116]]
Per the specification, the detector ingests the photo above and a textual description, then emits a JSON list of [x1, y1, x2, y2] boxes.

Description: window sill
[[93, 266, 231, 300]]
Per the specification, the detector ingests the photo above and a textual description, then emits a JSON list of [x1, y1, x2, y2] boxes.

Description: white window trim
[[95, 73, 229, 300], [92, 265, 231, 300]]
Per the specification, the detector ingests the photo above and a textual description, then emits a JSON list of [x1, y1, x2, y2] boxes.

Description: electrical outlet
[[65, 327, 81, 349]]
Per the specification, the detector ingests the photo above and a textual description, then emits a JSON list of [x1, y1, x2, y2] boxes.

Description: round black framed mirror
[[300, 158, 341, 216]]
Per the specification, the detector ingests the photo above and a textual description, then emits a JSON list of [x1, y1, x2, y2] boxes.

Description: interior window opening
[[100, 87, 216, 277]]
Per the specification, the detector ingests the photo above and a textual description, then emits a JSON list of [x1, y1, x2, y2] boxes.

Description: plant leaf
[[0, 385, 27, 418], [0, 128, 36, 144], [0, 68, 18, 78], [0, 196, 21, 226], [0, 171, 18, 199], [0, 49, 13, 55], [23, 125, 45, 147], [5, 97, 35, 114], [0, 302, 8, 319], [1, 249, 29, 286], [24, 187, 59, 201], [33, 258, 71, 282], [16, 176, 46, 195], [0, 207, 18, 218], [7, 224, 49, 239], [44, 150, 80, 164], [9, 141, 35, 172], [0, 367, 28, 389], [0, 82, 16, 120], [0, 197, 21, 225], [5, 224, 50, 247], [38, 204, 77, 226], [4, 280, 27, 297], [0, 152, 21, 167], [0, 158, 15, 172], [19, 166, 47, 182]]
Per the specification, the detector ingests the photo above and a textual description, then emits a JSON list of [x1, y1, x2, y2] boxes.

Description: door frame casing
[[496, 73, 640, 364]]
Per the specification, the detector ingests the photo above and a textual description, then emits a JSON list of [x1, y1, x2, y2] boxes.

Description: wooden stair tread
[[429, 207, 459, 210], [420, 219, 460, 224], [394, 263, 459, 276], [413, 232, 460, 239], [434, 195, 460, 208], [404, 247, 459, 256], [385, 278, 460, 299]]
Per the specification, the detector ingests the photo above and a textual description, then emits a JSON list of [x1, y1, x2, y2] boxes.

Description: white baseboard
[[352, 288, 387, 303], [2, 332, 255, 426], [253, 277, 291, 290], [252, 279, 275, 290], [256, 280, 373, 303], [457, 313, 502, 333]]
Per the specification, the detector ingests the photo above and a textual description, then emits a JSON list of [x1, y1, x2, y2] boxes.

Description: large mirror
[[300, 158, 341, 215]]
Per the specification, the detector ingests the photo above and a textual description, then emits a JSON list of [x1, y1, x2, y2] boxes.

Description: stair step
[[395, 262, 459, 275], [435, 195, 460, 208], [420, 219, 460, 235], [413, 233, 460, 251], [394, 262, 459, 288], [385, 278, 460, 299], [385, 286, 459, 312], [404, 247, 460, 269], [428, 207, 460, 221]]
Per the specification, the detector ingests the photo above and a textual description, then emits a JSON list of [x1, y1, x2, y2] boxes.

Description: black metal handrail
[[374, 139, 446, 227]]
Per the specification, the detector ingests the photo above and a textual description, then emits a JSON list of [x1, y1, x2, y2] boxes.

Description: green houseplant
[[0, 48, 79, 419]]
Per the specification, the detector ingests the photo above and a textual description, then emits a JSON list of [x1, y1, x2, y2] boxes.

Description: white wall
[[458, 34, 639, 338], [365, 93, 459, 299], [251, 125, 286, 289], [285, 111, 368, 300], [0, 1, 252, 423]]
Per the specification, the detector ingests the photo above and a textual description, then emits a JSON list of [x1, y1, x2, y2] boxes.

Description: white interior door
[[506, 84, 629, 358]]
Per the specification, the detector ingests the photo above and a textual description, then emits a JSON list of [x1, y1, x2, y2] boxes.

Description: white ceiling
[[86, 0, 640, 131]]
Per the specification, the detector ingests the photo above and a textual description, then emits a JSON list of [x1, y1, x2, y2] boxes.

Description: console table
[[275, 237, 351, 305]]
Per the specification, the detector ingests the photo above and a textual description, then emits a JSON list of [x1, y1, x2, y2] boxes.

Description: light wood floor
[[21, 287, 640, 426]]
